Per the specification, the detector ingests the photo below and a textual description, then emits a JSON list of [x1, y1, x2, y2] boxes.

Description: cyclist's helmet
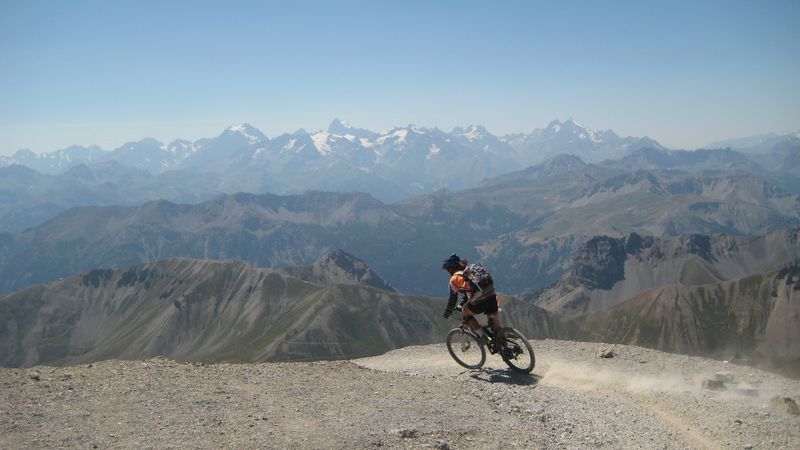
[[441, 253, 461, 271]]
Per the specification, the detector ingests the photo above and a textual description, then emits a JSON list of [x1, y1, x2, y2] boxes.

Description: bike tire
[[446, 328, 486, 369], [497, 328, 535, 373]]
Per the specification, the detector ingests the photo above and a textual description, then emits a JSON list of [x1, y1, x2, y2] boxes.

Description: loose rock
[[702, 379, 725, 391], [770, 396, 800, 415], [597, 347, 615, 358], [714, 371, 734, 383], [398, 428, 419, 439]]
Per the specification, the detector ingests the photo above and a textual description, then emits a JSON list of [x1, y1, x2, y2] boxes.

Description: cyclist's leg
[[485, 294, 501, 332], [487, 311, 501, 333], [461, 304, 482, 333]]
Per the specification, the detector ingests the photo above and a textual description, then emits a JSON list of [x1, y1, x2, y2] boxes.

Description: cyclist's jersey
[[449, 270, 496, 306], [449, 272, 473, 297]]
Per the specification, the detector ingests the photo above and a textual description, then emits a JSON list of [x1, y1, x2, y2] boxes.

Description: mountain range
[[576, 265, 800, 376], [1, 118, 663, 176], [522, 229, 800, 375], [2, 120, 797, 234], [530, 229, 800, 315], [0, 119, 663, 208], [3, 241, 798, 377], [1, 152, 798, 296], [1, 120, 799, 376], [0, 251, 568, 367]]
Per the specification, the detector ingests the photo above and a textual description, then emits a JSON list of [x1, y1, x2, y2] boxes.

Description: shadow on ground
[[468, 368, 540, 386]]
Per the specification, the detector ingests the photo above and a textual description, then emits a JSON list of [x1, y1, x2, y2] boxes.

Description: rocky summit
[[2, 341, 799, 449]]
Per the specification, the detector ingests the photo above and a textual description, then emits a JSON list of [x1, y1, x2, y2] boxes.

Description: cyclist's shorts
[[467, 294, 499, 316]]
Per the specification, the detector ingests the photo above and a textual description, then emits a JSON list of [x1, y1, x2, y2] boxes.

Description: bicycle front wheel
[[497, 328, 535, 373], [446, 328, 486, 369]]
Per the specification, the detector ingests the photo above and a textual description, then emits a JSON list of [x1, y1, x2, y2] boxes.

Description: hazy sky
[[1, 0, 799, 154]]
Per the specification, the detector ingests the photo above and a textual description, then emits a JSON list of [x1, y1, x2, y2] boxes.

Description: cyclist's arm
[[447, 274, 472, 310], [446, 289, 458, 311]]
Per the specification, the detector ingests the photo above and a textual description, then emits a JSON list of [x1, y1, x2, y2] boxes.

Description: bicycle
[[445, 301, 535, 373]]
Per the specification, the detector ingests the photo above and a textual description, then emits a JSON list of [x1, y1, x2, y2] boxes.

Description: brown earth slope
[[0, 256, 570, 368], [575, 266, 800, 377]]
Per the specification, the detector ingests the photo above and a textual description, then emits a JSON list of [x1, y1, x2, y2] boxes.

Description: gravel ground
[[1, 339, 798, 449]]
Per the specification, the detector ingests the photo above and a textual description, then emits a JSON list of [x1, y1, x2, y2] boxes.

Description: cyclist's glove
[[443, 308, 454, 319]]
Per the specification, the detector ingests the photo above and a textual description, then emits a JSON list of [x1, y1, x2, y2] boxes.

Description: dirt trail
[[356, 340, 800, 449], [2, 340, 798, 449]]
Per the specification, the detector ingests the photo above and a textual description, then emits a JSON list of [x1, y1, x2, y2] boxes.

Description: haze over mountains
[[1, 119, 798, 235], [0, 119, 666, 224], [1, 118, 662, 176], [1, 118, 799, 377], [2, 156, 798, 296]]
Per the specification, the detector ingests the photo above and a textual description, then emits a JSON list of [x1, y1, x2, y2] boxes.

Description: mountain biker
[[441, 254, 501, 343]]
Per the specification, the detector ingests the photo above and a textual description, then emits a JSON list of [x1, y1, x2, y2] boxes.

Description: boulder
[[597, 347, 615, 358]]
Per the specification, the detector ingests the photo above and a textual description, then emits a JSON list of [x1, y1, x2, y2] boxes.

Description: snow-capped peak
[[225, 123, 267, 144], [327, 118, 377, 139], [376, 128, 409, 145], [541, 119, 612, 143], [328, 118, 352, 134], [311, 132, 332, 155], [227, 123, 253, 133], [547, 120, 562, 133], [165, 139, 196, 156], [459, 125, 488, 141]]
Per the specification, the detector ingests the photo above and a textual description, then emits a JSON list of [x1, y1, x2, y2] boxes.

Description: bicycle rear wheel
[[446, 328, 486, 369], [497, 328, 535, 373]]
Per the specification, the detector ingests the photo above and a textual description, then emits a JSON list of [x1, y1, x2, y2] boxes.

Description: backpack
[[463, 263, 494, 291]]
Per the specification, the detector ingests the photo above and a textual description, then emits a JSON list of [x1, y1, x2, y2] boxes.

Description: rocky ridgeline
[[279, 249, 395, 292], [532, 229, 800, 314]]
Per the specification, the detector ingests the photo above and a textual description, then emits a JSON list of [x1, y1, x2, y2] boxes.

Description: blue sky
[[1, 0, 798, 154]]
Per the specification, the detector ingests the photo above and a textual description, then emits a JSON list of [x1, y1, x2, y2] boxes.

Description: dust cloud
[[539, 359, 780, 403]]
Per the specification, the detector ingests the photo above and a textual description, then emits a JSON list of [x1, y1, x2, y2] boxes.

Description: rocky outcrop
[[575, 266, 800, 377], [279, 250, 395, 292], [532, 229, 800, 315]]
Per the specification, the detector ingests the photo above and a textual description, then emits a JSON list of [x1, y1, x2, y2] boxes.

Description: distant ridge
[[279, 249, 395, 292], [0, 257, 444, 367], [0, 256, 570, 368], [2, 253, 797, 376], [531, 229, 800, 315], [576, 266, 800, 377], [2, 158, 799, 297], [0, 119, 663, 204]]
